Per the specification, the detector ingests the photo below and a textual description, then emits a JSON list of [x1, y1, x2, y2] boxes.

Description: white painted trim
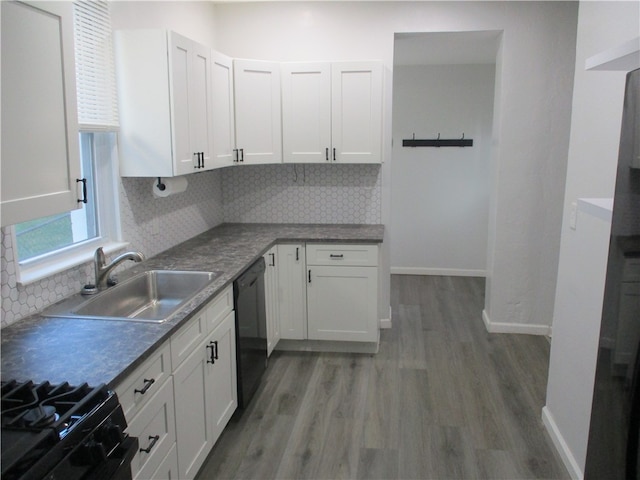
[[379, 306, 392, 329], [391, 267, 486, 277], [577, 198, 613, 223], [482, 309, 551, 336], [275, 338, 379, 354], [542, 406, 584, 480], [585, 36, 640, 72]]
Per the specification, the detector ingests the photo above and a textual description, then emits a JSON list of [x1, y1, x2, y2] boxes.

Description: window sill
[[17, 240, 129, 286]]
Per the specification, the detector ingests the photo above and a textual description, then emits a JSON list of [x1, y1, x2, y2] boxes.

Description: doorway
[[390, 31, 501, 277]]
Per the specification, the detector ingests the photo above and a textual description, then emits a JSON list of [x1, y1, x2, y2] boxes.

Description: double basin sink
[[45, 270, 219, 323]]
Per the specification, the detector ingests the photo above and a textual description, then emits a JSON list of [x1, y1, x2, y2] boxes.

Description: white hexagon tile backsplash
[[222, 163, 382, 224]]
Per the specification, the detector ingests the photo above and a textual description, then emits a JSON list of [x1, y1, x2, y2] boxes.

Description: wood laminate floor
[[196, 275, 569, 480]]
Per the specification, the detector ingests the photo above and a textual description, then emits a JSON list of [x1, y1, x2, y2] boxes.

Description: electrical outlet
[[569, 201, 578, 230]]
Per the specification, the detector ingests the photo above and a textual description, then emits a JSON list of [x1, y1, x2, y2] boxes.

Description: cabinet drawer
[[171, 307, 208, 370], [115, 341, 171, 421], [128, 376, 176, 480], [306, 244, 378, 267], [207, 285, 233, 333], [144, 442, 178, 480]]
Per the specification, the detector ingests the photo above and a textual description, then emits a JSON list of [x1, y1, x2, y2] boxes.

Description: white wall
[[544, 2, 640, 478], [109, 1, 216, 48], [391, 64, 495, 276], [212, 1, 578, 333]]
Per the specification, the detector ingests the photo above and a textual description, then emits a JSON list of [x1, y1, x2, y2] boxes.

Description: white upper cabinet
[[211, 51, 236, 168], [281, 61, 383, 164], [281, 63, 332, 163], [233, 59, 282, 164], [1, 1, 82, 227], [115, 30, 214, 177]]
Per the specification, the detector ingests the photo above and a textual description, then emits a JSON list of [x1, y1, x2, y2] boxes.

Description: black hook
[[156, 177, 166, 191]]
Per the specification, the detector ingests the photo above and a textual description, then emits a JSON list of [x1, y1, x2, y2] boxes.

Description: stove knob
[[73, 440, 107, 465], [99, 423, 125, 445]]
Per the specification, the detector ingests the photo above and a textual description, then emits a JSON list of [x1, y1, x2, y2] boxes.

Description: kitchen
[[1, 1, 639, 479]]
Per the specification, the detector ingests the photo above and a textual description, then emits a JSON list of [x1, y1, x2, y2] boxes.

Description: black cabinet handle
[[296, 247, 299, 261], [139, 435, 160, 454], [269, 253, 275, 266], [333, 148, 336, 162], [325, 147, 329, 161], [134, 378, 155, 395], [329, 254, 344, 259], [233, 149, 239, 162], [201, 152, 205, 169], [240, 148, 244, 162], [76, 178, 87, 204], [213, 340, 219, 360], [308, 269, 311, 284], [206, 342, 215, 364]]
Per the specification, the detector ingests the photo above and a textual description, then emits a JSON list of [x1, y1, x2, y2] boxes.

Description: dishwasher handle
[[235, 257, 266, 289]]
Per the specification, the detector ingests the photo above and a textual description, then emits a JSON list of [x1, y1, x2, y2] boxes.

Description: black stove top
[[1, 380, 127, 480]]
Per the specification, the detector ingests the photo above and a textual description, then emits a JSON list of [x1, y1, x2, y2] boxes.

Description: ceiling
[[393, 31, 501, 66]]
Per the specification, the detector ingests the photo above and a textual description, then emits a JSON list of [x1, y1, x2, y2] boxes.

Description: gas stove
[[1, 380, 137, 480]]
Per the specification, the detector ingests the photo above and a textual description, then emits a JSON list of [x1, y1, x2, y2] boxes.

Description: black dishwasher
[[233, 257, 268, 409]]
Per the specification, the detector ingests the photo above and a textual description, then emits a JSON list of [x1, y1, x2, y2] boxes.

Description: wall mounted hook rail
[[403, 132, 473, 148]]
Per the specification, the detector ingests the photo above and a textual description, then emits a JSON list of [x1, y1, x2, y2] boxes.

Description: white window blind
[[74, 0, 119, 130]]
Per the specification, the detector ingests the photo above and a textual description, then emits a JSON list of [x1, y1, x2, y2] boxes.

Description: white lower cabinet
[[264, 246, 281, 355], [208, 310, 238, 442], [274, 243, 380, 347], [172, 286, 237, 480], [115, 286, 237, 480], [127, 375, 177, 480], [277, 244, 307, 340], [306, 244, 379, 343], [115, 342, 175, 480]]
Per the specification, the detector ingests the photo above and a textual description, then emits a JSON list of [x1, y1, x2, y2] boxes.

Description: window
[[15, 133, 98, 262], [14, 132, 123, 283], [12, 1, 123, 283]]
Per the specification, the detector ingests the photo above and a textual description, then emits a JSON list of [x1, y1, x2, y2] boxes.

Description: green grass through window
[[15, 213, 73, 261]]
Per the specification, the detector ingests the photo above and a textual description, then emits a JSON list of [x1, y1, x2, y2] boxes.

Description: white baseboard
[[542, 406, 584, 480], [390, 267, 486, 277], [275, 338, 379, 354], [482, 309, 551, 336], [379, 306, 392, 329]]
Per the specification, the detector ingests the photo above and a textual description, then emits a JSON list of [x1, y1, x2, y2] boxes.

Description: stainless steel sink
[[46, 270, 219, 323]]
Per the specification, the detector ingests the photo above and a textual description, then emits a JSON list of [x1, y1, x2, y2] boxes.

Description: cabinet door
[[264, 246, 281, 355], [234, 59, 282, 164], [173, 338, 213, 480], [331, 62, 383, 164], [115, 29, 174, 177], [277, 244, 307, 340], [189, 41, 214, 171], [307, 265, 378, 342], [281, 63, 331, 163], [145, 443, 178, 480], [168, 32, 196, 176], [208, 311, 238, 443], [211, 51, 236, 168], [1, 1, 81, 226]]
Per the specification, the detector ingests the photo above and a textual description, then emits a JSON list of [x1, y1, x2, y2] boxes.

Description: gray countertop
[[1, 223, 384, 389]]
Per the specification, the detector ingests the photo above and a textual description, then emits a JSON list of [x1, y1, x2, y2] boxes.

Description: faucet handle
[[94, 247, 106, 267]]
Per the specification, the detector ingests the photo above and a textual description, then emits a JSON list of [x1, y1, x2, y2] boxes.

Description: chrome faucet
[[94, 247, 145, 290]]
